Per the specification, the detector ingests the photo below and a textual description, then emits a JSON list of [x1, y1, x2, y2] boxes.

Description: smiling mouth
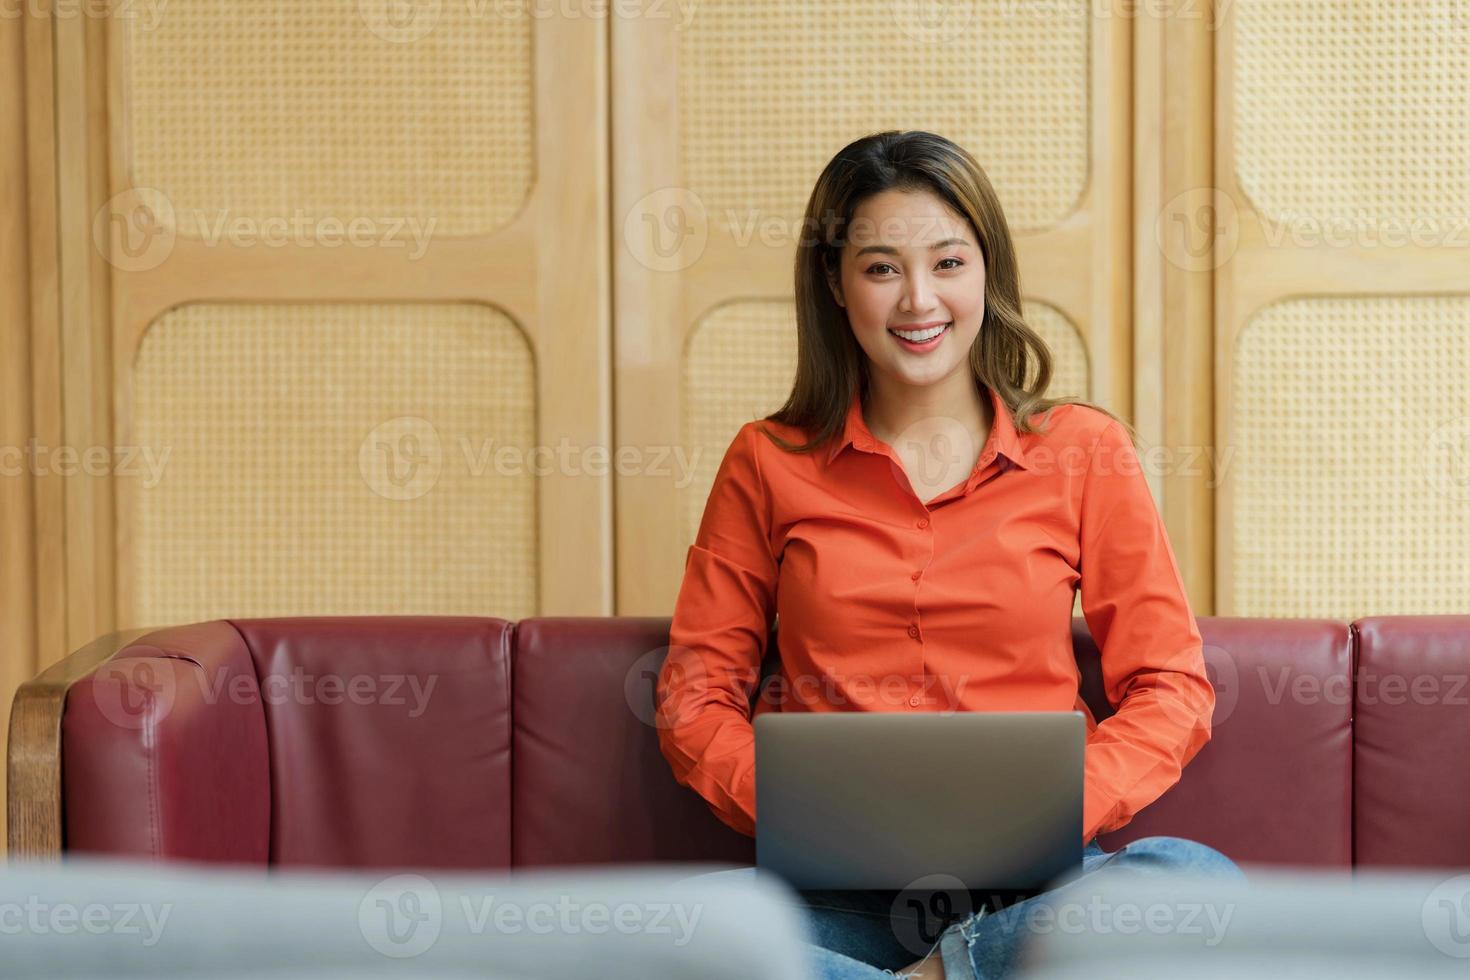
[[888, 322, 952, 345]]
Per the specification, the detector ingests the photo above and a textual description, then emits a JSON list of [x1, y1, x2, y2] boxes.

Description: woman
[[655, 130, 1244, 979]]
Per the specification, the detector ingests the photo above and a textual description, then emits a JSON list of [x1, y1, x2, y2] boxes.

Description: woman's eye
[[866, 259, 963, 276]]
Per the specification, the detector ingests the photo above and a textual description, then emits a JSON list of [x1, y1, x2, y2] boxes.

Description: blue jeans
[[684, 835, 1245, 979]]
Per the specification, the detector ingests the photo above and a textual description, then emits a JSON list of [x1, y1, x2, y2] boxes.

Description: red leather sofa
[[9, 615, 1470, 872]]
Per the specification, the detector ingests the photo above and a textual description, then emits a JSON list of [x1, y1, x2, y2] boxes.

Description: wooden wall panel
[[2, 6, 37, 854], [613, 0, 1133, 615], [96, 5, 612, 626], [5, 3, 617, 849], [55, 12, 116, 653], [1133, 2, 1218, 612], [20, 11, 65, 673], [1214, 0, 1470, 616]]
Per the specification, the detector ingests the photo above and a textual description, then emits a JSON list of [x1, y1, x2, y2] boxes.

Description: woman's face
[[828, 188, 986, 390]]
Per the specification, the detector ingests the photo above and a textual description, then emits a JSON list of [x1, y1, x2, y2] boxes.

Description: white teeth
[[891, 323, 948, 342]]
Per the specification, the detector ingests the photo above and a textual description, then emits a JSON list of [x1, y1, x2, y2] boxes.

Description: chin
[[889, 364, 959, 387]]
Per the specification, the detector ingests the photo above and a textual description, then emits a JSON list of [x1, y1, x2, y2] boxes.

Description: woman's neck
[[861, 372, 991, 448]]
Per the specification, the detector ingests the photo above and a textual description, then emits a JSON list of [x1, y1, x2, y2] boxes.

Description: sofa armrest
[[8, 622, 270, 865], [8, 629, 155, 857]]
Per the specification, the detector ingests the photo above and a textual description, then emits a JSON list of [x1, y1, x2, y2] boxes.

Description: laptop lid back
[[755, 711, 1084, 890]]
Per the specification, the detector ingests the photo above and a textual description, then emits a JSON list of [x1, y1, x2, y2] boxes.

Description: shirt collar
[[826, 382, 1031, 471]]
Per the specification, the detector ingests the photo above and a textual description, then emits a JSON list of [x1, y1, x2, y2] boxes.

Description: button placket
[[910, 514, 933, 708]]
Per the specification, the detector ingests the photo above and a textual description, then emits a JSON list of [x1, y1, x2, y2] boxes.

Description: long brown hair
[[759, 129, 1134, 453]]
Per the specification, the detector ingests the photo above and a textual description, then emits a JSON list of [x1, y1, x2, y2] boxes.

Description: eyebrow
[[853, 237, 971, 257]]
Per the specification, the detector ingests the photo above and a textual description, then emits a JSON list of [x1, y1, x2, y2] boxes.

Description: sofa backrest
[[511, 617, 754, 868], [54, 614, 1470, 872], [229, 617, 515, 870], [1086, 618, 1353, 868], [518, 616, 1359, 872], [1351, 616, 1470, 868]]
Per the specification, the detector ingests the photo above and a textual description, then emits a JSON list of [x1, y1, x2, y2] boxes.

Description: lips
[[888, 322, 952, 349], [889, 320, 949, 337]]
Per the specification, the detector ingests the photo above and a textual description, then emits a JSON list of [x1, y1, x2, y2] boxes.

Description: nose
[[900, 268, 938, 315]]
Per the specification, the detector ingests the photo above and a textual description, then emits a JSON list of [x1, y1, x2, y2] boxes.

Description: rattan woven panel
[[677, 0, 1090, 234], [1234, 0, 1470, 235], [679, 299, 1090, 551], [1023, 301, 1090, 402], [1230, 295, 1470, 617], [120, 1, 534, 238], [1024, 300, 1089, 623], [682, 300, 800, 549], [131, 302, 537, 623]]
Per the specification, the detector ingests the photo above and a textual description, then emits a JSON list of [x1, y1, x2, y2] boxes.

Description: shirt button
[[909, 694, 922, 707], [916, 518, 929, 529], [911, 571, 921, 581], [907, 624, 919, 638]]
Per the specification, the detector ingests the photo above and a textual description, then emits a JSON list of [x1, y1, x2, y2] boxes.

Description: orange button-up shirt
[[656, 383, 1214, 844]]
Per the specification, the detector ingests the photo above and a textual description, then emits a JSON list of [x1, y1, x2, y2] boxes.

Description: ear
[[826, 274, 845, 309]]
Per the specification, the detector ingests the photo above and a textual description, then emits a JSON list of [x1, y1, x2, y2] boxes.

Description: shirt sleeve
[[1076, 419, 1215, 843], [655, 422, 779, 838]]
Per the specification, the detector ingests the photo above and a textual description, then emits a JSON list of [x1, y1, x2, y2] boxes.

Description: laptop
[[754, 711, 1085, 890]]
